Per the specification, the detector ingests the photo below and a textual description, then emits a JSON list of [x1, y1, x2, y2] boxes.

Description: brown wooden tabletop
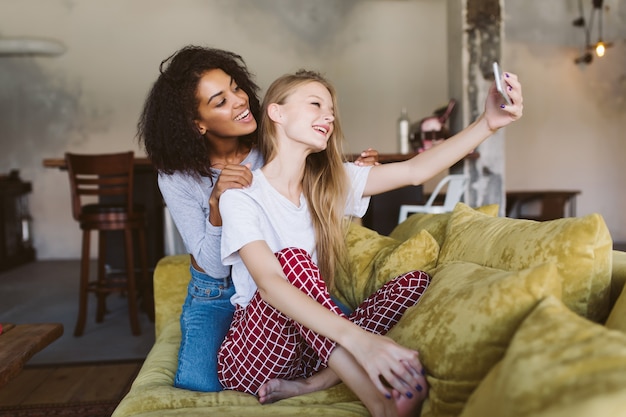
[[43, 157, 153, 170], [506, 190, 581, 220], [44, 155, 405, 168], [0, 322, 64, 388]]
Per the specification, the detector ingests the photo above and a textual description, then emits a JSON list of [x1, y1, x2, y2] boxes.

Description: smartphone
[[493, 61, 512, 106]]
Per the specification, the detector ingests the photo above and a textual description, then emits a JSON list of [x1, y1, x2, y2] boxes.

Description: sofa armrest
[[611, 250, 626, 306], [154, 254, 191, 338], [605, 250, 626, 334]]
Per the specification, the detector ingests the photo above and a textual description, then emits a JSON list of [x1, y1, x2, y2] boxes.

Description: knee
[[398, 270, 431, 291], [275, 247, 313, 267], [274, 247, 320, 286]]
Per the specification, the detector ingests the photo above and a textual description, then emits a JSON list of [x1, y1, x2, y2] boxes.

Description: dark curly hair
[[137, 45, 260, 177]]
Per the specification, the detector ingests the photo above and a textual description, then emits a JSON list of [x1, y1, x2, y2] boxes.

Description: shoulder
[[158, 171, 202, 192], [244, 147, 264, 170], [159, 170, 194, 184], [158, 171, 210, 206], [221, 172, 261, 206], [343, 162, 372, 178]]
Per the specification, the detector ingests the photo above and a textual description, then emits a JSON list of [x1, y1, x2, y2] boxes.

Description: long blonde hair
[[259, 70, 348, 289]]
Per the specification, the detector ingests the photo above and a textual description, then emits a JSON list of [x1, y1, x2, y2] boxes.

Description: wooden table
[[506, 190, 581, 221], [44, 154, 414, 239], [0, 322, 64, 388], [44, 154, 411, 168], [44, 151, 477, 239]]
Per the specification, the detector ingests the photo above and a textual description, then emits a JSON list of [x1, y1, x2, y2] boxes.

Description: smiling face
[[194, 68, 257, 141], [278, 81, 335, 152]]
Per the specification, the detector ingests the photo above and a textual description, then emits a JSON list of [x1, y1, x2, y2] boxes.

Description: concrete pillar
[[447, 0, 506, 215]]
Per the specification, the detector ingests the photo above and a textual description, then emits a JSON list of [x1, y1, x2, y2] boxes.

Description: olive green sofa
[[112, 203, 626, 417]]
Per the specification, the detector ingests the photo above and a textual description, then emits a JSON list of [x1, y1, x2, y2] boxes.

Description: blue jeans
[[174, 266, 235, 392]]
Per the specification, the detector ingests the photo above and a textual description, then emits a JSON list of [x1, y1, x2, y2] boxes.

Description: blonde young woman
[[139, 46, 379, 393], [218, 70, 523, 416]]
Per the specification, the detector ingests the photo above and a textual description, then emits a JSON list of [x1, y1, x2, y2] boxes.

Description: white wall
[[0, 0, 447, 259], [504, 0, 626, 242], [0, 0, 624, 260]]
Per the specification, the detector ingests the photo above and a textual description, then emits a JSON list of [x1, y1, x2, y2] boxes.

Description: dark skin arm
[[354, 148, 381, 167], [208, 163, 253, 227]]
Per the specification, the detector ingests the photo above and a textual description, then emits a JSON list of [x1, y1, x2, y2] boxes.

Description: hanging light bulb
[[591, 0, 612, 58], [595, 40, 606, 57], [573, 0, 612, 65]]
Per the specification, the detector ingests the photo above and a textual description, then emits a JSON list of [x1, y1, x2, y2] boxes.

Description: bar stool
[[65, 151, 149, 336]]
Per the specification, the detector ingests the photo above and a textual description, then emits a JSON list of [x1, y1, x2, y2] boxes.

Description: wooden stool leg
[[124, 228, 141, 336], [74, 229, 91, 337], [95, 230, 107, 323]]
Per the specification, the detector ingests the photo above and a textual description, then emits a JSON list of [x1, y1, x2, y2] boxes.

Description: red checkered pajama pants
[[217, 247, 430, 395]]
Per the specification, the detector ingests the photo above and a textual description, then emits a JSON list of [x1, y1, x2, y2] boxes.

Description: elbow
[[255, 286, 282, 311], [256, 287, 271, 303], [254, 276, 286, 308]]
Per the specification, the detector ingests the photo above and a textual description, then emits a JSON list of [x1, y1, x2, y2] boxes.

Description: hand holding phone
[[493, 62, 512, 106]]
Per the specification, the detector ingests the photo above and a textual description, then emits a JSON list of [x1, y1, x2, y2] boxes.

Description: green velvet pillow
[[438, 203, 613, 322], [389, 204, 499, 245], [333, 223, 439, 310], [460, 296, 626, 417], [386, 261, 563, 417]]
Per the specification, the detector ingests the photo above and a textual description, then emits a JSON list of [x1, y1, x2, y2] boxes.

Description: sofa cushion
[[333, 223, 439, 309], [388, 204, 499, 245], [438, 203, 612, 322], [460, 296, 626, 417], [386, 261, 562, 417]]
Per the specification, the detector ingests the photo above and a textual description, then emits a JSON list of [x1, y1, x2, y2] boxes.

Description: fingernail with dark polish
[[505, 73, 510, 78], [385, 393, 392, 400], [500, 104, 506, 109], [416, 384, 423, 392], [508, 85, 513, 91], [406, 391, 413, 399], [421, 369, 426, 376]]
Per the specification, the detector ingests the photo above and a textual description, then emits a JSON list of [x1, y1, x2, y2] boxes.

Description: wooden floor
[[0, 360, 142, 406]]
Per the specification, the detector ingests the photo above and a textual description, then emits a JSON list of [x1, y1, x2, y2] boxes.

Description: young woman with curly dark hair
[[137, 46, 378, 393]]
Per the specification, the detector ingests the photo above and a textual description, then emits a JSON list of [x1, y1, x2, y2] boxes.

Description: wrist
[[208, 199, 222, 226], [476, 113, 499, 135], [337, 325, 368, 354]]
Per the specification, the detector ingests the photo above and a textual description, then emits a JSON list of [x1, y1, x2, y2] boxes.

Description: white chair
[[398, 174, 469, 223]]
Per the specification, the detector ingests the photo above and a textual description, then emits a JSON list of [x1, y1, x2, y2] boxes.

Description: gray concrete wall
[[0, 0, 624, 259]]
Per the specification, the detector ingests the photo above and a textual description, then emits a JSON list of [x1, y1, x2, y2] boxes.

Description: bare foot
[[393, 383, 428, 417], [258, 378, 314, 404]]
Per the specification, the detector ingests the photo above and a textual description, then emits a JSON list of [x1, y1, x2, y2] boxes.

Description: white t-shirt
[[157, 148, 264, 278], [220, 163, 372, 307]]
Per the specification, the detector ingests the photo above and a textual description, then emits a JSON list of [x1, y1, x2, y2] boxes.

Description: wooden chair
[[65, 151, 149, 336]]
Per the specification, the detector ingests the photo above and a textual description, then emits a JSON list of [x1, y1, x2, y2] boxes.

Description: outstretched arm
[[363, 72, 523, 197]]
